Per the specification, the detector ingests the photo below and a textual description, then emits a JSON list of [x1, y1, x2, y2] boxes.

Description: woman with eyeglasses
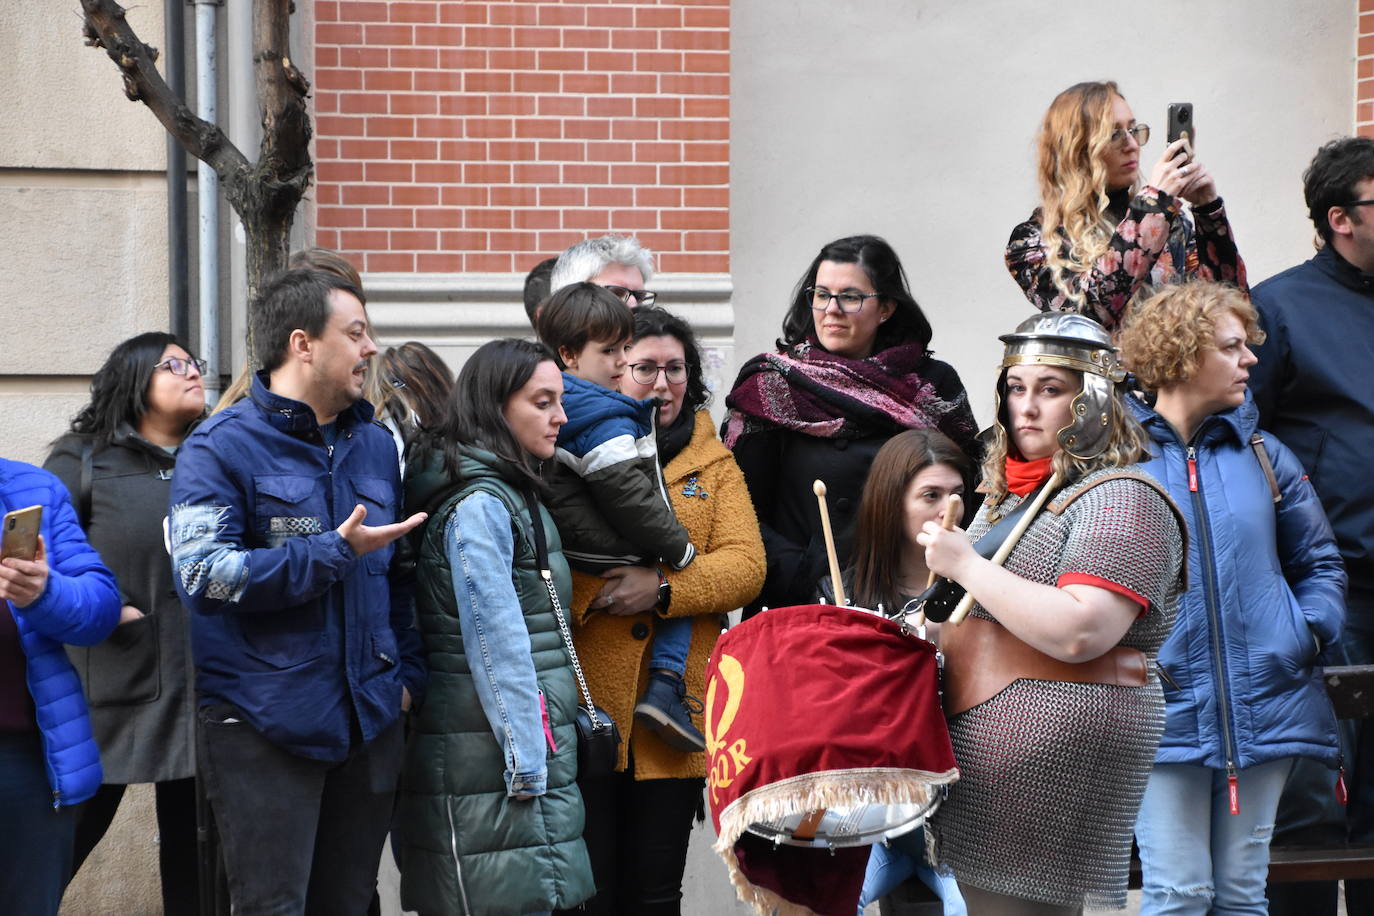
[[1006, 81, 1247, 329], [557, 306, 765, 916], [723, 234, 980, 617], [43, 332, 209, 914]]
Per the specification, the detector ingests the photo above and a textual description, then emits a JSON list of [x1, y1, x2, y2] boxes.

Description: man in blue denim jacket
[[169, 268, 427, 915]]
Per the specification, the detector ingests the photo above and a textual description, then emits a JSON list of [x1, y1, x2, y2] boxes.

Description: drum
[[705, 603, 958, 916]]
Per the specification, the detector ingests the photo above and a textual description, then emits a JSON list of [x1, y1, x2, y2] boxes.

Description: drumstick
[[925, 494, 964, 589], [793, 480, 846, 840], [914, 493, 963, 629], [947, 471, 1062, 625], [813, 480, 846, 607]]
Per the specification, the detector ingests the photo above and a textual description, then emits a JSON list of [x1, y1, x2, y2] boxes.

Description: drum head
[[744, 797, 941, 849]]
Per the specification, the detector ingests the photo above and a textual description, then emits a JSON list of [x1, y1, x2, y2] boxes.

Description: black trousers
[[1268, 623, 1374, 916], [197, 705, 403, 916], [556, 753, 704, 916], [71, 777, 199, 915]]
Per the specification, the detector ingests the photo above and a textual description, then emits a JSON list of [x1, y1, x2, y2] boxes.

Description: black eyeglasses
[[1110, 124, 1150, 147], [628, 362, 688, 385], [603, 285, 657, 307], [152, 356, 207, 377], [1344, 200, 1374, 209], [807, 287, 879, 313]]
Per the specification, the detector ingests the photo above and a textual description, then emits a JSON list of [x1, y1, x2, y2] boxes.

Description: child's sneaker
[[634, 671, 706, 752]]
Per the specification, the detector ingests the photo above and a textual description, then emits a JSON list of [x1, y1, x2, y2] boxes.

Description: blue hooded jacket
[[1, 458, 120, 806], [1129, 393, 1345, 770], [546, 373, 694, 571]]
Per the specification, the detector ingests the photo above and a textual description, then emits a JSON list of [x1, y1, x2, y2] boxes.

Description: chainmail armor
[[929, 467, 1184, 909]]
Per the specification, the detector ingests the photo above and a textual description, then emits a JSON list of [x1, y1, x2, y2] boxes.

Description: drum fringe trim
[[712, 766, 960, 916]]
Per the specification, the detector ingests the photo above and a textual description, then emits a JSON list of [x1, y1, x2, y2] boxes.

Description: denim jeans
[[857, 826, 966, 915], [1135, 758, 1294, 916], [198, 705, 403, 916], [647, 616, 693, 677], [0, 732, 78, 916]]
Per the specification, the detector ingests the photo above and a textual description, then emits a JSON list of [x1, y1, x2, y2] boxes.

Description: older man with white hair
[[550, 234, 659, 308]]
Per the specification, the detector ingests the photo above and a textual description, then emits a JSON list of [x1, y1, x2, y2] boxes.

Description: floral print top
[[1004, 187, 1248, 329]]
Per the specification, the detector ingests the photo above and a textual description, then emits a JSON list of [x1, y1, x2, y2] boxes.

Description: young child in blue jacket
[[537, 283, 703, 751]]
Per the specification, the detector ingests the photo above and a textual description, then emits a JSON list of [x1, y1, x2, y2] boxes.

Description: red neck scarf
[[1005, 455, 1053, 496]]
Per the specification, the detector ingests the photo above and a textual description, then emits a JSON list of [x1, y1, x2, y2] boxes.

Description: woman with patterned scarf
[[722, 234, 979, 618]]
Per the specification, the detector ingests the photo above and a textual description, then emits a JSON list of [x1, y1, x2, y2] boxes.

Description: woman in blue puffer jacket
[[1118, 281, 1346, 916], [1, 457, 120, 916]]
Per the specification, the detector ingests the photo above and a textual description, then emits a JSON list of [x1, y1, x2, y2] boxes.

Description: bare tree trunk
[[81, 0, 312, 365]]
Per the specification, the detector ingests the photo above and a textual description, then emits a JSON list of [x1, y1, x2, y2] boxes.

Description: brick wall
[[1361, 0, 1374, 135], [312, 0, 730, 276]]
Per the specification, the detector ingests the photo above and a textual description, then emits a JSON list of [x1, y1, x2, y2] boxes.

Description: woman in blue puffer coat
[[1118, 281, 1346, 916], [1, 457, 120, 915]]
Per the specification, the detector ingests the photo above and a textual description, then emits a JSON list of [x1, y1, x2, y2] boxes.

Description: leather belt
[[939, 613, 1149, 716]]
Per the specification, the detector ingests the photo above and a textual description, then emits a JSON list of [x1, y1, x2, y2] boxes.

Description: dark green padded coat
[[398, 445, 593, 915]]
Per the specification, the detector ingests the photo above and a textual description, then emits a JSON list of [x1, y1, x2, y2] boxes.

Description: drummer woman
[[724, 235, 980, 617], [919, 313, 1187, 915], [826, 428, 972, 916], [1005, 80, 1246, 329]]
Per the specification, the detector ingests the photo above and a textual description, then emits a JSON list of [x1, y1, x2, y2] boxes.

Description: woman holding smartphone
[[1006, 81, 1247, 329], [44, 331, 208, 914]]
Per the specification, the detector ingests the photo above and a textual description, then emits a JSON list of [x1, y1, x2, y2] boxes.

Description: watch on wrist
[[655, 568, 671, 612]]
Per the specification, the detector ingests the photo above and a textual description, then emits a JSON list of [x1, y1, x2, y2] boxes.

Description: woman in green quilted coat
[[398, 338, 594, 916]]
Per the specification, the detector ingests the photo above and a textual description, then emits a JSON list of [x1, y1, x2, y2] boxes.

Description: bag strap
[[78, 438, 94, 529], [521, 487, 605, 729], [1250, 432, 1282, 505]]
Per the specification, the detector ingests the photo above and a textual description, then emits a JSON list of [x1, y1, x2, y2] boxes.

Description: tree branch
[[80, 0, 251, 187], [252, 0, 313, 221]]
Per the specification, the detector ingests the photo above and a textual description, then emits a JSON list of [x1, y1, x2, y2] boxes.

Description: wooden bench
[[880, 665, 1374, 913]]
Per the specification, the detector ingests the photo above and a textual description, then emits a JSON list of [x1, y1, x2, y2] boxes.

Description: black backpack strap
[[1249, 433, 1282, 505], [79, 438, 94, 529]]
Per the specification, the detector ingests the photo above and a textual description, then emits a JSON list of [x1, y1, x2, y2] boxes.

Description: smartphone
[[1167, 102, 1195, 151], [1, 505, 42, 562]]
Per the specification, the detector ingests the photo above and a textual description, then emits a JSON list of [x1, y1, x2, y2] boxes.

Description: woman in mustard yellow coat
[[561, 307, 766, 916]]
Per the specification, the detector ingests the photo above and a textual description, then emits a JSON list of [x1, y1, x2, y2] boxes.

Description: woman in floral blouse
[[1005, 80, 1246, 329]]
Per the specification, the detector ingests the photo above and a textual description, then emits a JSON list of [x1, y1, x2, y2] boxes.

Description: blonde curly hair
[[1037, 81, 1134, 307], [1118, 281, 1264, 393]]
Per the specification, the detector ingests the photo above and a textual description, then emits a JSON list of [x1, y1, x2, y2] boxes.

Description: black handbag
[[524, 489, 622, 778], [574, 704, 621, 777]]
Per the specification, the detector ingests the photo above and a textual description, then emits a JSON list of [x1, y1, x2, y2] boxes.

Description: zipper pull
[[1227, 763, 1240, 814], [1337, 766, 1349, 806], [1187, 446, 1198, 493], [539, 691, 557, 754]]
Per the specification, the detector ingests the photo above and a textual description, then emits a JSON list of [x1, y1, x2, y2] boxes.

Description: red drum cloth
[[705, 604, 959, 916]]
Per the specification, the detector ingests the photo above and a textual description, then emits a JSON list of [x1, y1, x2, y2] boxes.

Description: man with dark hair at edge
[[169, 268, 427, 914], [523, 255, 558, 328], [1249, 136, 1371, 916]]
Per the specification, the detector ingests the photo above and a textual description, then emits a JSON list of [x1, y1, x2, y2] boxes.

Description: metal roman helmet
[[996, 312, 1126, 460]]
